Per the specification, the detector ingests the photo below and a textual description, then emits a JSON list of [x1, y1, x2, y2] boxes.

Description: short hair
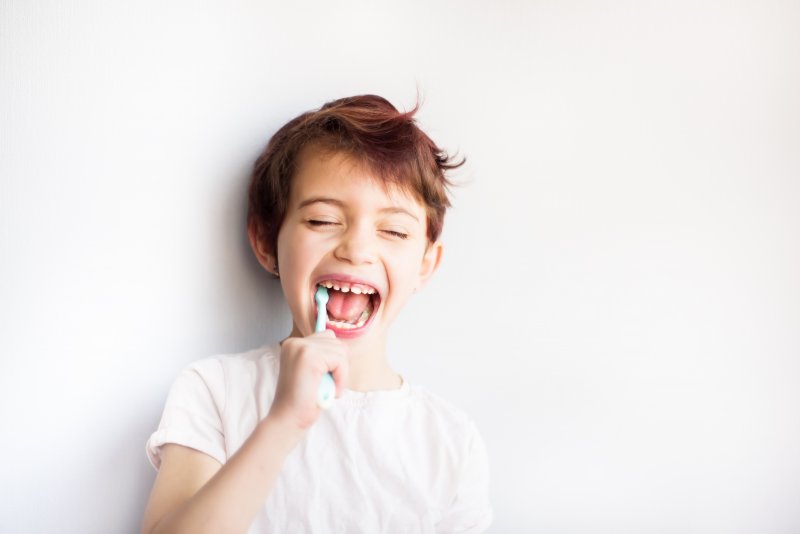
[[247, 94, 464, 254]]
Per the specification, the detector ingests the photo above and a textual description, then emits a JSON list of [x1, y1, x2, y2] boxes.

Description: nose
[[333, 223, 377, 266]]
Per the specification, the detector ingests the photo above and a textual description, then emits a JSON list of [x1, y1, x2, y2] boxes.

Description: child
[[142, 95, 492, 533]]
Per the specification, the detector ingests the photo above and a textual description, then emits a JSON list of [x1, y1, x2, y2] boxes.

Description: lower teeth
[[329, 302, 373, 330], [328, 318, 366, 330]]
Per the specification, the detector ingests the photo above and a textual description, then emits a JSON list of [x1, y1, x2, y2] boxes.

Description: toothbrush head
[[315, 285, 329, 305], [314, 286, 329, 333]]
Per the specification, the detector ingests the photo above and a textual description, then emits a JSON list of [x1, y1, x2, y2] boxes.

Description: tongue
[[326, 291, 370, 323]]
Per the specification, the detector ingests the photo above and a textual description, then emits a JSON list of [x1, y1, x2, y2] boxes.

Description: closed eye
[[307, 219, 337, 227], [382, 230, 409, 240]]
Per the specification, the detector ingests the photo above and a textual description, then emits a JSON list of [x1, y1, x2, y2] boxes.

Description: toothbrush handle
[[314, 289, 335, 409], [315, 312, 327, 333], [318, 372, 336, 409]]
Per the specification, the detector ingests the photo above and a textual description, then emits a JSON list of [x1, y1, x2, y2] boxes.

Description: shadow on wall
[[129, 165, 291, 529], [212, 161, 293, 352], [121, 410, 163, 532]]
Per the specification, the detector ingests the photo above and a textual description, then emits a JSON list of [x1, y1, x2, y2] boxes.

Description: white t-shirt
[[146, 344, 493, 533]]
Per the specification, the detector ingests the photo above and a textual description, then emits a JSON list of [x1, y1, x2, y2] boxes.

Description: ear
[[247, 220, 279, 277], [416, 241, 443, 290]]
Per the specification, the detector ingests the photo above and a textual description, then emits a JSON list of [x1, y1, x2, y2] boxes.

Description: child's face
[[268, 147, 442, 352]]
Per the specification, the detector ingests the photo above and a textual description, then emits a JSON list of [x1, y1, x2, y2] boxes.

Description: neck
[[346, 352, 401, 392], [336, 334, 401, 392]]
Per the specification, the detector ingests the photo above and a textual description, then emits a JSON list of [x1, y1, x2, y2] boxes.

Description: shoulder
[[408, 384, 471, 424], [405, 384, 482, 449], [194, 342, 279, 370], [405, 387, 493, 531], [181, 343, 280, 386], [164, 343, 281, 418], [404, 384, 493, 529], [147, 344, 281, 467]]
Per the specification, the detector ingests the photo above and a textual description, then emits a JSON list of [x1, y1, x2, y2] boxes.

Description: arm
[[141, 332, 348, 534], [141, 414, 303, 534]]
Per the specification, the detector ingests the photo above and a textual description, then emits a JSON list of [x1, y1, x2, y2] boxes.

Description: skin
[[140, 146, 443, 534]]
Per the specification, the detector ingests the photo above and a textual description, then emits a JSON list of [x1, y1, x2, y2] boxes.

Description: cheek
[[275, 232, 307, 301], [390, 257, 423, 291], [277, 228, 308, 271]]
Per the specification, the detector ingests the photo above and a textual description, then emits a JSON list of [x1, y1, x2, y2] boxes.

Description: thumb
[[310, 329, 337, 339]]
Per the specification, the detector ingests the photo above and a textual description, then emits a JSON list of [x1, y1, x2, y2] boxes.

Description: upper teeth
[[319, 280, 376, 295]]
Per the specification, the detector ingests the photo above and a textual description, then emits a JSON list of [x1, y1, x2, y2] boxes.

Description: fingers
[[278, 333, 349, 400], [330, 360, 349, 398], [314, 329, 336, 339], [304, 331, 348, 373], [312, 335, 349, 397]]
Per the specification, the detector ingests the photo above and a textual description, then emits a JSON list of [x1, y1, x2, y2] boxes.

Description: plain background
[[1, 1, 799, 533]]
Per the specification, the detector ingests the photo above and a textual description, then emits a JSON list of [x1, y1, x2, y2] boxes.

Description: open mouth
[[315, 279, 381, 333]]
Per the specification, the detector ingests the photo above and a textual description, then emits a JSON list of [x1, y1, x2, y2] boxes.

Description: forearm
[[148, 415, 303, 534]]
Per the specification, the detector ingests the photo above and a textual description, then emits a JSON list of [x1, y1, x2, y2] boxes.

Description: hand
[[267, 331, 349, 432]]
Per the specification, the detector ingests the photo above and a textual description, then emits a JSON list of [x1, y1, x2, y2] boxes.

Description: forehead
[[290, 146, 426, 215]]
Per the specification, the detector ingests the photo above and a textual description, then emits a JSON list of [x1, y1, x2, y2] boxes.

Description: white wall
[[2, 1, 799, 532]]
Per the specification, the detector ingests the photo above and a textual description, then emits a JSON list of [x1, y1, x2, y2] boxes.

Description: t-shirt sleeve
[[146, 358, 227, 469], [437, 422, 493, 533]]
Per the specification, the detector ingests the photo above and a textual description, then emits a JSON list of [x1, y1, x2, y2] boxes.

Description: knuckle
[[296, 345, 312, 363]]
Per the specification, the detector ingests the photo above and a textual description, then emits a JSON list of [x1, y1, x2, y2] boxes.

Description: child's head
[[247, 95, 463, 258], [247, 95, 463, 348]]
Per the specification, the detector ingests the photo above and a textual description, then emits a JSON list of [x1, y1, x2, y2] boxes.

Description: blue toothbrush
[[315, 286, 336, 409]]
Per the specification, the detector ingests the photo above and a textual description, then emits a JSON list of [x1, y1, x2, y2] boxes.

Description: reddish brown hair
[[247, 94, 464, 254]]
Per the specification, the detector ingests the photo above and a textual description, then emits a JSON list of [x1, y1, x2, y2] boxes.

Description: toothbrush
[[315, 286, 336, 409]]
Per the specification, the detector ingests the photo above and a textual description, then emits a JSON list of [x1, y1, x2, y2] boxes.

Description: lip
[[312, 273, 383, 338]]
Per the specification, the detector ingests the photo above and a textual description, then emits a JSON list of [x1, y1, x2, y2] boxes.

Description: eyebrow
[[379, 206, 420, 222], [298, 197, 344, 209], [297, 197, 420, 222]]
